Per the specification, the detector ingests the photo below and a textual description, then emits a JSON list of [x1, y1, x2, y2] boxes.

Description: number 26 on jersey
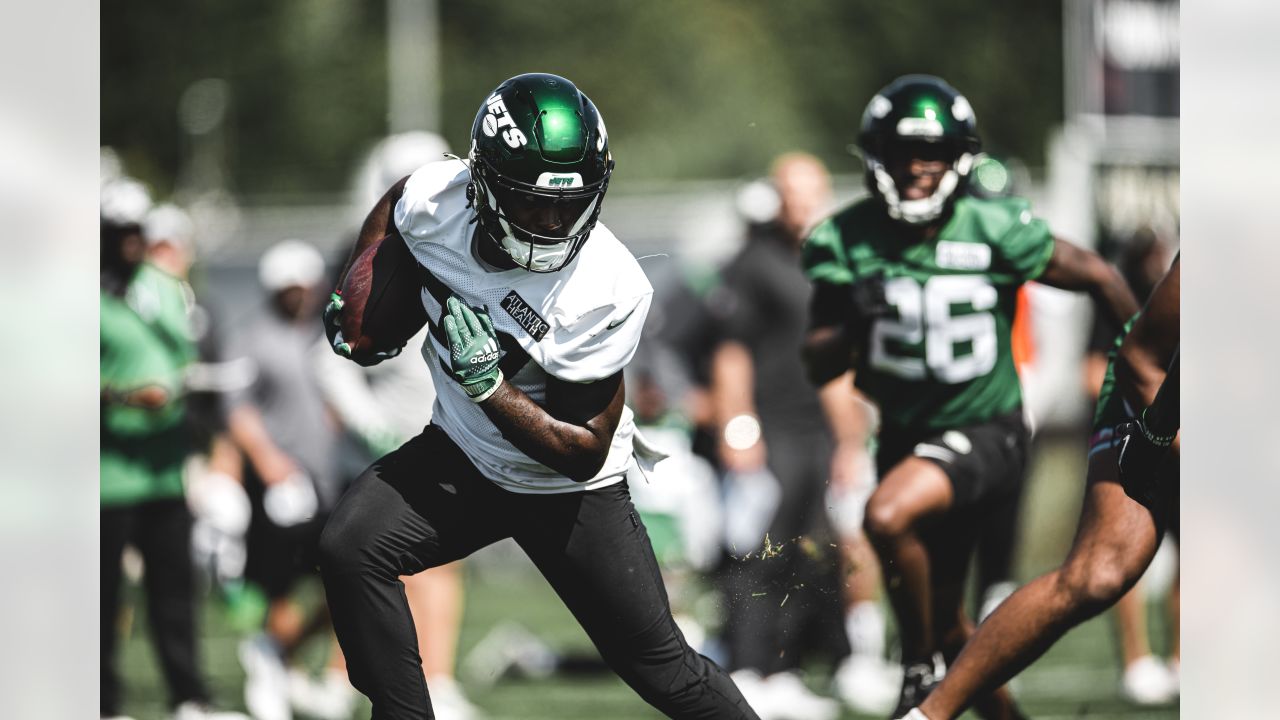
[[870, 275, 998, 384]]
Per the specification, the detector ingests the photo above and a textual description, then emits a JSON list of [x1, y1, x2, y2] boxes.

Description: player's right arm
[[1116, 254, 1180, 410], [1112, 256, 1179, 507], [323, 176, 413, 361], [710, 341, 767, 472], [337, 176, 411, 289]]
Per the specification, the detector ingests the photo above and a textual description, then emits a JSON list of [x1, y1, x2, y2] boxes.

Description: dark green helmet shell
[[858, 75, 982, 225], [469, 73, 614, 272]]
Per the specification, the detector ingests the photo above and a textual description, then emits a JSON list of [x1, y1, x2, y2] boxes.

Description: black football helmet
[[858, 75, 981, 225], [468, 73, 613, 272]]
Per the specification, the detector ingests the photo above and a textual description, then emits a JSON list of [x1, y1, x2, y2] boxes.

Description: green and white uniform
[[803, 195, 1052, 507], [100, 263, 196, 506], [803, 195, 1053, 431]]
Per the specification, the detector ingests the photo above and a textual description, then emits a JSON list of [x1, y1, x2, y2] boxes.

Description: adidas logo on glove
[[470, 338, 501, 364]]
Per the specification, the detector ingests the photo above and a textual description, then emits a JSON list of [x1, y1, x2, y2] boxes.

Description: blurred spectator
[[224, 240, 344, 720], [1083, 227, 1180, 705], [142, 202, 254, 597], [709, 153, 848, 720], [308, 127, 481, 720], [820, 377, 901, 715], [100, 177, 247, 720]]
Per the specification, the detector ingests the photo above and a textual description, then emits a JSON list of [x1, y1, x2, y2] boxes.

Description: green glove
[[443, 296, 504, 403]]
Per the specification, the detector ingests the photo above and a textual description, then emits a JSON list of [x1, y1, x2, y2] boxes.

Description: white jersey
[[394, 158, 653, 494]]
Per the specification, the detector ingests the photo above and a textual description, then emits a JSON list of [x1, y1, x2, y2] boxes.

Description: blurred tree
[[102, 0, 1062, 196], [103, 0, 388, 197]]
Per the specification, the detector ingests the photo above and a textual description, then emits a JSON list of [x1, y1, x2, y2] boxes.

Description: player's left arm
[[1036, 237, 1140, 328], [482, 371, 625, 483]]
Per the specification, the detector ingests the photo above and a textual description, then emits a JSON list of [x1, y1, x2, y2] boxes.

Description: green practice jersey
[[803, 196, 1054, 431], [100, 263, 196, 506]]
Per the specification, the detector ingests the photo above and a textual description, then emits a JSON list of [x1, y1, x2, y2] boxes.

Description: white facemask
[[870, 152, 973, 226]]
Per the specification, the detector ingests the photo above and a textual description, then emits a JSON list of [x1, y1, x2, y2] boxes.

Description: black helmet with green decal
[[468, 73, 614, 272], [858, 75, 981, 226]]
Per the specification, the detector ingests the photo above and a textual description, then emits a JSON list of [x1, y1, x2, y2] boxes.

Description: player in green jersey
[[907, 256, 1179, 720], [801, 75, 1139, 718], [101, 176, 248, 720]]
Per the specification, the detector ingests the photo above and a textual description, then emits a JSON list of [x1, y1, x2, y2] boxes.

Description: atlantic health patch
[[500, 290, 550, 341]]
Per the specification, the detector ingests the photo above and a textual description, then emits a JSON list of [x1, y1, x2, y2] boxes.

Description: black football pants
[[319, 425, 758, 720], [101, 498, 208, 715]]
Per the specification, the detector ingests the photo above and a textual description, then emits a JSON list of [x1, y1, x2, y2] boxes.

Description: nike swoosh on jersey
[[606, 307, 637, 330]]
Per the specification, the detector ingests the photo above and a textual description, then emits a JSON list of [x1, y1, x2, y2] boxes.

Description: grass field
[[116, 436, 1179, 719]]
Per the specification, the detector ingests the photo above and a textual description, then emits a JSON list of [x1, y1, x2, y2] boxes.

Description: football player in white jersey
[[318, 73, 759, 720]]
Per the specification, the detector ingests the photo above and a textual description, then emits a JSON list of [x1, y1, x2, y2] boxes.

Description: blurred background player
[[801, 75, 1138, 718], [709, 152, 879, 720], [224, 240, 344, 720], [143, 202, 256, 607], [312, 131, 481, 720], [1082, 227, 1180, 705], [101, 176, 248, 720], [712, 154, 841, 719], [819, 373, 900, 716], [909, 256, 1179, 720]]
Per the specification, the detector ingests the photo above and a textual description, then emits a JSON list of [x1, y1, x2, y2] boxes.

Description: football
[[339, 231, 429, 357]]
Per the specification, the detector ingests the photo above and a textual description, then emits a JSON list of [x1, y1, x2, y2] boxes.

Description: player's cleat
[[287, 667, 355, 720], [101, 715, 138, 720], [896, 709, 932, 720], [834, 655, 900, 715], [764, 671, 840, 720], [168, 701, 249, 720], [891, 662, 940, 719], [426, 675, 484, 720], [238, 634, 290, 720], [1121, 654, 1178, 705]]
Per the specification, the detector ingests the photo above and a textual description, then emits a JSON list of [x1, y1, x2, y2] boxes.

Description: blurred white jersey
[[395, 158, 652, 494]]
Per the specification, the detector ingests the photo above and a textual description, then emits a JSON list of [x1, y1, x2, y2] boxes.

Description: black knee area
[[318, 506, 369, 577]]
